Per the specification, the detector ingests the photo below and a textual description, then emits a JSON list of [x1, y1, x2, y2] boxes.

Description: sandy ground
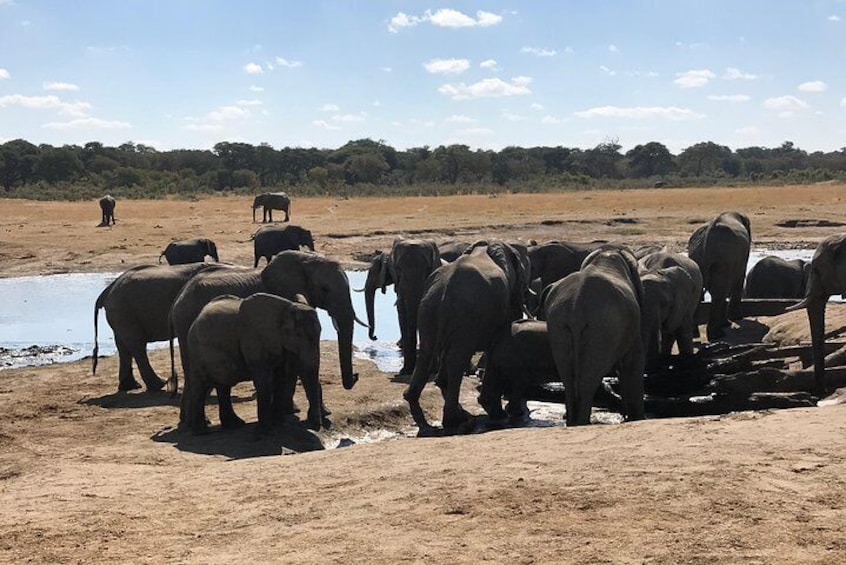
[[2, 185, 846, 563]]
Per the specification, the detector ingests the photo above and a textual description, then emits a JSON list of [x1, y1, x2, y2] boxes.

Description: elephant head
[[301, 229, 316, 252], [261, 250, 363, 390], [201, 238, 219, 262], [640, 266, 694, 368], [238, 293, 324, 429], [251, 193, 266, 222], [362, 251, 394, 340]]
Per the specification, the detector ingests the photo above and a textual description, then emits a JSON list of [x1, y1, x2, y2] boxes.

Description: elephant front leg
[[807, 299, 828, 395], [253, 370, 275, 433], [707, 291, 728, 341], [115, 338, 142, 391], [727, 275, 744, 321], [397, 299, 417, 375], [216, 385, 245, 429], [618, 346, 646, 422], [131, 345, 165, 392]]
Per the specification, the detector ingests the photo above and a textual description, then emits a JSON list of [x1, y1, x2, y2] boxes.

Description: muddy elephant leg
[[217, 386, 245, 429], [618, 346, 646, 422], [728, 275, 744, 321], [115, 337, 141, 391], [807, 298, 827, 395], [707, 291, 728, 341]]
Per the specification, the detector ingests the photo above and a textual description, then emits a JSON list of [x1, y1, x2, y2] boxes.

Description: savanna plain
[[1, 184, 846, 563]]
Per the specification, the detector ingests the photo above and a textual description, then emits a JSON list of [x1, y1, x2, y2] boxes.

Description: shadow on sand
[[81, 389, 255, 410]]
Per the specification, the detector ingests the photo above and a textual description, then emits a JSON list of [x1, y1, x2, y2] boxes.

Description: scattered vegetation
[[1, 137, 845, 201]]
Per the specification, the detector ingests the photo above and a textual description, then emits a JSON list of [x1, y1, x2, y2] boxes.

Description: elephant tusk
[[785, 296, 811, 312], [352, 286, 365, 293], [354, 314, 370, 329], [527, 287, 538, 297]]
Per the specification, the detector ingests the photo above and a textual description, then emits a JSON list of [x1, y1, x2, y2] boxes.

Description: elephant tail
[[785, 295, 811, 312], [92, 283, 112, 375], [567, 323, 582, 423], [158, 252, 164, 264], [166, 314, 179, 397]]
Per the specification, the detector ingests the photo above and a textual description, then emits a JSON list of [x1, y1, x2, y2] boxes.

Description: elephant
[[639, 266, 700, 370], [251, 225, 315, 268], [745, 256, 809, 299], [477, 320, 556, 421], [99, 195, 116, 226], [687, 211, 751, 340], [437, 240, 471, 263], [528, 240, 605, 295], [543, 246, 645, 426], [403, 241, 530, 432], [168, 250, 363, 406], [786, 234, 846, 393], [362, 237, 440, 374], [92, 262, 229, 391], [181, 293, 324, 434], [252, 191, 291, 223], [159, 238, 219, 265]]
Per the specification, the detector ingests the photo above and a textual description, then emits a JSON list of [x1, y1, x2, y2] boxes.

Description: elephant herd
[[91, 206, 846, 436]]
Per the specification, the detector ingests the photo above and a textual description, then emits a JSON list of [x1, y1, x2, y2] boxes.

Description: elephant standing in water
[[745, 256, 809, 299], [159, 238, 219, 265], [404, 241, 530, 432], [787, 234, 846, 393], [252, 225, 315, 267], [92, 262, 228, 391], [252, 191, 291, 223], [99, 195, 116, 226], [181, 293, 325, 434], [687, 211, 751, 340], [543, 246, 645, 426], [363, 237, 441, 375]]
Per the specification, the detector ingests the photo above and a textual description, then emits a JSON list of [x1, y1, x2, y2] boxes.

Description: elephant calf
[[180, 293, 324, 434], [159, 238, 219, 265], [640, 266, 700, 370], [251, 225, 315, 267], [745, 256, 809, 299], [478, 320, 557, 420], [99, 195, 116, 226]]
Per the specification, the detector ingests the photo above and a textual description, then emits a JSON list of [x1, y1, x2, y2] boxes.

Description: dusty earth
[[1, 184, 846, 563]]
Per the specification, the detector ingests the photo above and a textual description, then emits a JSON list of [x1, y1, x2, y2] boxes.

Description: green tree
[[678, 141, 732, 176], [34, 146, 84, 183], [625, 142, 676, 177], [0, 139, 39, 191]]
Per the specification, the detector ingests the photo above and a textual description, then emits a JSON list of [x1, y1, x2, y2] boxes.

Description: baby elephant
[[99, 195, 116, 226], [159, 238, 219, 265], [478, 320, 557, 420], [745, 256, 809, 299], [180, 293, 324, 434]]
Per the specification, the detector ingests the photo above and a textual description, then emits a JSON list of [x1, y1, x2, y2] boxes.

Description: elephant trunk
[[334, 312, 359, 390], [363, 262, 381, 341], [807, 298, 827, 393]]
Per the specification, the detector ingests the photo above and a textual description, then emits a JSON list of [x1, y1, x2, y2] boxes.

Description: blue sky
[[1, 1, 845, 153]]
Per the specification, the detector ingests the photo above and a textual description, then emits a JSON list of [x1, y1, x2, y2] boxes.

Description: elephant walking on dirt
[[252, 225, 315, 267], [92, 262, 228, 391], [745, 256, 809, 299], [403, 241, 530, 432], [252, 191, 291, 223], [787, 234, 846, 393], [687, 211, 751, 340], [159, 238, 219, 265], [181, 293, 325, 434], [99, 195, 116, 226], [543, 246, 645, 426], [363, 237, 441, 375]]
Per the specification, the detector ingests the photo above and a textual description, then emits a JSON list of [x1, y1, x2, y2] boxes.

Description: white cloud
[[501, 111, 524, 121], [207, 105, 248, 121], [599, 65, 617, 76], [763, 95, 808, 111], [608, 44, 619, 53], [626, 70, 660, 78], [841, 97, 846, 107], [380, 66, 393, 72], [480, 59, 500, 71], [445, 114, 476, 123], [388, 9, 502, 32], [313, 120, 340, 130], [0, 94, 90, 116], [574, 105, 705, 120], [42, 117, 131, 130], [372, 100, 381, 107], [0, 68, 10, 80], [674, 69, 716, 88], [457, 127, 494, 136], [675, 41, 707, 50], [723, 67, 757, 80], [521, 46, 556, 57], [319, 103, 340, 112], [541, 115, 565, 124], [43, 81, 79, 91], [235, 99, 263, 107], [438, 77, 532, 100], [798, 80, 827, 92], [332, 113, 366, 122], [248, 85, 264, 92], [424, 58, 470, 74], [563, 46, 574, 54], [828, 15, 841, 22], [736, 126, 758, 135], [707, 94, 751, 102], [275, 57, 303, 68], [530, 103, 544, 110], [243, 62, 263, 74]]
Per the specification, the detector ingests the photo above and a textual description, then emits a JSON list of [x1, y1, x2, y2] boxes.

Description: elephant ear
[[687, 224, 708, 262], [377, 252, 393, 293], [489, 242, 530, 313], [426, 240, 441, 272], [735, 211, 752, 240], [619, 247, 645, 309]]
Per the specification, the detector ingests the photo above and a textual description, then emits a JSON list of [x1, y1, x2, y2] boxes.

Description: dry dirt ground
[[2, 185, 846, 563]]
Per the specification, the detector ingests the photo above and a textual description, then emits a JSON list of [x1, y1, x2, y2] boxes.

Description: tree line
[[1, 137, 845, 200]]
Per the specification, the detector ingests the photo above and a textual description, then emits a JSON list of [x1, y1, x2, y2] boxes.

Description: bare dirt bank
[[2, 185, 846, 563]]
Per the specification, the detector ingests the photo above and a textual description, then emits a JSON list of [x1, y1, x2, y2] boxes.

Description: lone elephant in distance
[[159, 238, 219, 265], [252, 191, 291, 223], [99, 195, 116, 226]]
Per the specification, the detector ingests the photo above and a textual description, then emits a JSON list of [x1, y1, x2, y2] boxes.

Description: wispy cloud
[[438, 77, 532, 100], [521, 46, 556, 57], [530, 103, 544, 110], [248, 85, 264, 92], [798, 80, 826, 92], [541, 115, 567, 124], [480, 59, 500, 71], [707, 94, 751, 102], [313, 120, 340, 130], [763, 95, 808, 111], [0, 94, 90, 116], [674, 69, 715, 88], [42, 117, 131, 130], [574, 105, 705, 120], [675, 41, 707, 50], [445, 114, 476, 123], [501, 111, 524, 121], [332, 113, 366, 123], [319, 103, 340, 112], [599, 65, 616, 76], [235, 99, 263, 107], [723, 67, 757, 80], [424, 58, 470, 74], [388, 9, 503, 33], [243, 62, 263, 74], [275, 57, 303, 68], [43, 81, 79, 92], [0, 68, 11, 80], [608, 44, 619, 53], [828, 15, 841, 22], [736, 125, 759, 135], [456, 127, 494, 136]]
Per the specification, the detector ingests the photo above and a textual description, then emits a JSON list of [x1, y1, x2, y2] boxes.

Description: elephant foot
[[706, 325, 725, 341], [505, 400, 529, 421], [442, 405, 472, 431], [398, 365, 414, 377], [144, 377, 166, 393], [118, 379, 143, 392], [220, 412, 246, 430]]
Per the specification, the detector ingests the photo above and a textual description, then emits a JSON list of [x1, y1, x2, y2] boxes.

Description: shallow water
[[0, 248, 827, 371]]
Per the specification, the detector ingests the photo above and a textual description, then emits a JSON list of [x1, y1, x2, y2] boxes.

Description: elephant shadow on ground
[[82, 390, 255, 410], [712, 318, 771, 346], [151, 418, 326, 459], [95, 222, 113, 228]]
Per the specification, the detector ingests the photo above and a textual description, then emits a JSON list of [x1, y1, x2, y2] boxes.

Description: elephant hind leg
[[403, 348, 439, 430], [617, 346, 645, 422], [707, 291, 729, 341], [728, 275, 744, 321], [115, 338, 142, 391], [440, 346, 474, 431], [217, 386, 245, 429], [127, 342, 165, 392]]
